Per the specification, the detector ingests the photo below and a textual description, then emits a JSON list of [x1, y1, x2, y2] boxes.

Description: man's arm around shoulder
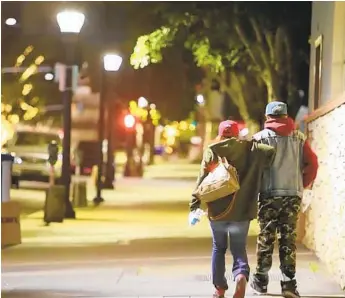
[[256, 142, 276, 167]]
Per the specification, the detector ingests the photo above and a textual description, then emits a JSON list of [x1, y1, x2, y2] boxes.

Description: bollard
[[71, 148, 87, 207], [44, 186, 66, 225], [1, 154, 14, 202], [72, 180, 87, 207], [43, 141, 65, 225]]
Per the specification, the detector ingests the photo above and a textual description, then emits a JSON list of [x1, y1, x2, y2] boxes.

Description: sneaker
[[233, 274, 247, 298], [213, 286, 226, 298], [281, 280, 300, 298], [250, 273, 268, 295]]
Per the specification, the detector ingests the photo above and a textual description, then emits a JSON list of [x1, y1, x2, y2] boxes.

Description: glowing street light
[[124, 114, 136, 128], [103, 54, 123, 72], [5, 18, 17, 26], [138, 97, 148, 109], [44, 73, 54, 81], [94, 53, 123, 195], [56, 10, 85, 33]]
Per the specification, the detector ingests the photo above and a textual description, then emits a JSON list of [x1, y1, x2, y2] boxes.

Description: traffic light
[[124, 114, 136, 129]]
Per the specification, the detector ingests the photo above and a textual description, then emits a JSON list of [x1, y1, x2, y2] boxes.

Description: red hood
[[264, 117, 296, 136]]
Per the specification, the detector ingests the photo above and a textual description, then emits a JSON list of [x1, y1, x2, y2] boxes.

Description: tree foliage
[[129, 2, 310, 131], [1, 44, 61, 126]]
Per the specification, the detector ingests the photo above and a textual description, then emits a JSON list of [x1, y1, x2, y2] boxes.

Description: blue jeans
[[210, 220, 250, 290]]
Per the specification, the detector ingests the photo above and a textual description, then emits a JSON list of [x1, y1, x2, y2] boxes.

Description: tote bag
[[194, 157, 240, 203]]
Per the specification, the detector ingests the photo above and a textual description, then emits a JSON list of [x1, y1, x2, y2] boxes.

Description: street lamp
[[56, 11, 85, 33], [5, 18, 17, 26], [103, 54, 123, 72], [123, 113, 138, 177], [56, 10, 85, 219], [93, 53, 123, 204]]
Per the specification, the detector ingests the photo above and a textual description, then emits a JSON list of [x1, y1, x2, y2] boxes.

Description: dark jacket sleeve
[[189, 147, 218, 211], [256, 143, 276, 167], [302, 140, 318, 187]]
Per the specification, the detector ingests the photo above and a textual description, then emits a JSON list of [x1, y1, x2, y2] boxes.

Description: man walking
[[190, 120, 276, 298], [251, 101, 318, 298]]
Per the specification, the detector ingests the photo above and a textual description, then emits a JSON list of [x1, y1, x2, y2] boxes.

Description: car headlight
[[13, 156, 22, 164]]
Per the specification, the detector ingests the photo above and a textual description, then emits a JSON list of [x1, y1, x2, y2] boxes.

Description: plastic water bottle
[[189, 208, 205, 226]]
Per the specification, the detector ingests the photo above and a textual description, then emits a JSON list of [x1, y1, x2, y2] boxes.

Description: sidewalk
[[2, 161, 344, 297]]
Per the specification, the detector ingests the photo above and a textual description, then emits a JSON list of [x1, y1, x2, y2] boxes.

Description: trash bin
[[1, 154, 14, 202]]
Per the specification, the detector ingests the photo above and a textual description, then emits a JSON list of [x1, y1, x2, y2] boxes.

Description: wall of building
[[330, 2, 345, 99], [309, 1, 336, 107], [306, 2, 345, 290], [308, 2, 345, 108], [304, 100, 345, 289]]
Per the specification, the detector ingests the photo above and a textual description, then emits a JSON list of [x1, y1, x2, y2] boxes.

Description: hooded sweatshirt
[[262, 117, 318, 188]]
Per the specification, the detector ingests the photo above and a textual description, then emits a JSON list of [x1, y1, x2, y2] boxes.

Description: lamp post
[[137, 97, 152, 165], [93, 53, 122, 205], [123, 113, 137, 177], [104, 100, 122, 189], [137, 97, 149, 173], [56, 10, 85, 219]]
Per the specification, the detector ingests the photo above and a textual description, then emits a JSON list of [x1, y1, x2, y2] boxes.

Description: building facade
[[304, 1, 345, 289]]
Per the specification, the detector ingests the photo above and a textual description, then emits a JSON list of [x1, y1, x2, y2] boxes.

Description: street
[[2, 162, 344, 297]]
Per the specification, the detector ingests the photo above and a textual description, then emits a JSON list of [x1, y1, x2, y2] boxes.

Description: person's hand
[[188, 208, 204, 226]]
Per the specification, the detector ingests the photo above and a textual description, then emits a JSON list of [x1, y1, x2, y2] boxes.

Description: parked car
[[3, 126, 63, 187]]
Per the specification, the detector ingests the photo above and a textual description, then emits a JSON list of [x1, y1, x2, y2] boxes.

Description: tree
[[1, 44, 61, 126], [129, 2, 310, 132]]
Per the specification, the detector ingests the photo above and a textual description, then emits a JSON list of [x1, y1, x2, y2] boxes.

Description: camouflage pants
[[256, 196, 301, 279]]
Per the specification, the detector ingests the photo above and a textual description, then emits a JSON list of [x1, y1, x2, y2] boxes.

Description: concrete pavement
[[3, 161, 344, 297]]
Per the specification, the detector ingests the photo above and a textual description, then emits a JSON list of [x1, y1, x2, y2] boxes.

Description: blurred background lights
[[196, 94, 205, 105], [5, 18, 17, 26], [45, 73, 54, 81], [124, 114, 136, 128], [138, 97, 148, 108]]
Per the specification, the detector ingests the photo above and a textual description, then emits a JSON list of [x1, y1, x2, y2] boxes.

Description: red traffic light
[[124, 114, 135, 128]]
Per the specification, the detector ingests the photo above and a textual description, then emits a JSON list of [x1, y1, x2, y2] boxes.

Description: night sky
[[2, 1, 312, 120]]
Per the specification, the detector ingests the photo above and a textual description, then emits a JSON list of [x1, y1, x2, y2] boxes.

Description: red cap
[[218, 120, 240, 138]]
